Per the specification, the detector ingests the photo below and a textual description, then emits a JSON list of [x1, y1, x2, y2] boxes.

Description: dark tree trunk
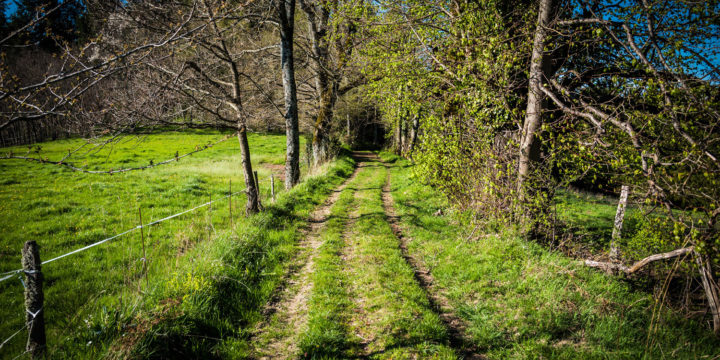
[[279, 0, 300, 189], [312, 84, 336, 166], [300, 0, 353, 166], [395, 116, 403, 155], [237, 121, 259, 215]]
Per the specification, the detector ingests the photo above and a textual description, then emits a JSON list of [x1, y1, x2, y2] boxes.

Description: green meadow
[[0, 130, 309, 357]]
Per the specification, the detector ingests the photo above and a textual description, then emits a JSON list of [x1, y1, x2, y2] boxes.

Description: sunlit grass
[[0, 130, 309, 358], [381, 151, 720, 359]]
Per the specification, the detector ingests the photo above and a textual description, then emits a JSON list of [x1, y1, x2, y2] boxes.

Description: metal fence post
[[271, 174, 276, 203]]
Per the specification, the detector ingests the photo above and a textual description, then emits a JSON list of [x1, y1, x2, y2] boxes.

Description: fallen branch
[[584, 246, 694, 274]]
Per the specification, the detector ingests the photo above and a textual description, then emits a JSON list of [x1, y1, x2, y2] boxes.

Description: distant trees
[[0, 0, 90, 145], [9, 0, 86, 49]]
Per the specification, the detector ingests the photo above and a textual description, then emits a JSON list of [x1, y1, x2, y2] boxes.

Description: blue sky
[[4, 1, 17, 17]]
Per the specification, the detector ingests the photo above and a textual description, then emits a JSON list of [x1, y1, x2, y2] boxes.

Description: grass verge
[[381, 152, 720, 359]]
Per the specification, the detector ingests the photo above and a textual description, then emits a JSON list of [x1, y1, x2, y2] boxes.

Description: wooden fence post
[[22, 241, 46, 359], [610, 185, 630, 260], [271, 174, 276, 203], [208, 192, 213, 234]]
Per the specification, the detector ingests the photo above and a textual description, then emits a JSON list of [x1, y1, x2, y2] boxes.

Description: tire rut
[[250, 158, 363, 359], [379, 158, 485, 360]]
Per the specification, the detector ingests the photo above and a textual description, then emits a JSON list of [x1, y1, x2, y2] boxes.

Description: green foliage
[[361, 0, 536, 219]]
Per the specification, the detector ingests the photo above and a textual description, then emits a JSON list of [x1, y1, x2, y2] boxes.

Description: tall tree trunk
[[518, 0, 554, 199], [408, 114, 420, 158], [237, 121, 259, 215], [402, 114, 409, 154], [279, 0, 300, 189], [300, 0, 333, 167], [395, 116, 403, 155], [346, 113, 351, 142]]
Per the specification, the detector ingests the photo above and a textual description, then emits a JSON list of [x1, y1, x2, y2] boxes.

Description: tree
[[278, 0, 300, 189], [517, 0, 555, 208], [361, 0, 720, 333], [0, 0, 195, 146], [99, 0, 285, 214], [1, 0, 283, 214], [537, 0, 720, 333], [298, 0, 361, 165]]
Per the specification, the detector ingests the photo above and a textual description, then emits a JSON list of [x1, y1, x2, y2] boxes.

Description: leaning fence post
[[22, 241, 46, 359], [271, 174, 276, 203]]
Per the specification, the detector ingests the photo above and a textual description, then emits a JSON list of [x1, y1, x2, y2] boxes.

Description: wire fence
[[0, 183, 255, 358], [0, 188, 246, 284]]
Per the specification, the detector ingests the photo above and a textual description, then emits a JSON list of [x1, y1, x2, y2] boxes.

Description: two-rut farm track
[[250, 152, 481, 359]]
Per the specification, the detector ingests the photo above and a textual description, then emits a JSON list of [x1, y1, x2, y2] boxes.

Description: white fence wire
[[0, 189, 246, 284]]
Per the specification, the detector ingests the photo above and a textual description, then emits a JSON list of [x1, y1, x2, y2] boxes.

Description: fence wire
[[0, 189, 246, 284]]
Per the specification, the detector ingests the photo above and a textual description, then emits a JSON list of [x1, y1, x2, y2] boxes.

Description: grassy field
[[554, 189, 638, 256], [0, 130, 315, 358], [554, 188, 693, 261]]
